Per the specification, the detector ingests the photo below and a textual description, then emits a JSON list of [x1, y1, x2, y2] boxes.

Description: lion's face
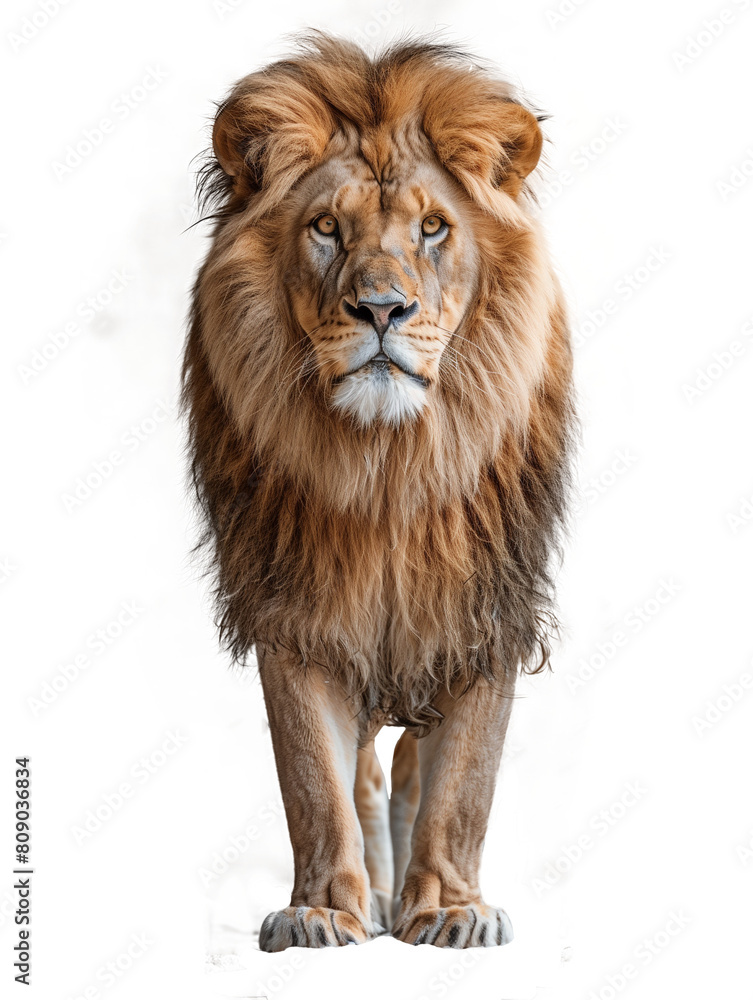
[[202, 38, 548, 447], [285, 151, 480, 428]]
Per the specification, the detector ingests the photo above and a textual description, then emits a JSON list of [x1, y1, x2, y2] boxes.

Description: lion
[[182, 33, 574, 951]]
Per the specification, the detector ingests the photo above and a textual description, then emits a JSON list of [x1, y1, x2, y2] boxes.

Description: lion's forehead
[[295, 150, 467, 232]]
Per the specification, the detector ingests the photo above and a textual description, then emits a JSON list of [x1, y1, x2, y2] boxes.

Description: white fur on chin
[[331, 367, 427, 428]]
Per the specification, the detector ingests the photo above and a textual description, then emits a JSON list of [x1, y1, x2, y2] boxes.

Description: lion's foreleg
[[256, 646, 381, 950], [392, 674, 516, 948], [354, 740, 393, 929], [389, 729, 420, 921]]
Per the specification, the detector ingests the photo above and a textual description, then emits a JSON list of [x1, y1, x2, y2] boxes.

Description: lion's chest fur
[[239, 474, 486, 652], [215, 451, 556, 728]]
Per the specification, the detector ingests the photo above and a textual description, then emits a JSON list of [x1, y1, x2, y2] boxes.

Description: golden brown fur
[[182, 33, 574, 949]]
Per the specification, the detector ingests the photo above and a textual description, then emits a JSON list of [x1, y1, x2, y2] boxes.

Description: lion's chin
[[330, 366, 427, 429]]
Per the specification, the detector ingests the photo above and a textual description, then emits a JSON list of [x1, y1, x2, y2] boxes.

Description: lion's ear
[[211, 78, 335, 204], [212, 99, 253, 181], [425, 96, 543, 200], [491, 102, 543, 196]]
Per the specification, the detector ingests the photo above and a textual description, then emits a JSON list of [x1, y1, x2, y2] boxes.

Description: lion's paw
[[259, 906, 381, 951], [392, 904, 513, 948]]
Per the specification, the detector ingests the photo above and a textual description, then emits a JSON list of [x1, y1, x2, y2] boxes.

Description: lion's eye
[[312, 214, 339, 238], [421, 216, 446, 237]]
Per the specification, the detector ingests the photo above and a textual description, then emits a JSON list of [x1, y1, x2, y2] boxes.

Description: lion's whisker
[[442, 329, 517, 388]]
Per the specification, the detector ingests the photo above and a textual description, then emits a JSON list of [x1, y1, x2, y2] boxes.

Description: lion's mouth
[[332, 353, 429, 388]]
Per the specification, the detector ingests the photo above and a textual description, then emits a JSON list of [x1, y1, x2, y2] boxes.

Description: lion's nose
[[357, 299, 406, 337], [343, 292, 419, 339]]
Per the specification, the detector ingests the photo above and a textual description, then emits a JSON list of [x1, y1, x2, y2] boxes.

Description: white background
[[3, 0, 752, 997]]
